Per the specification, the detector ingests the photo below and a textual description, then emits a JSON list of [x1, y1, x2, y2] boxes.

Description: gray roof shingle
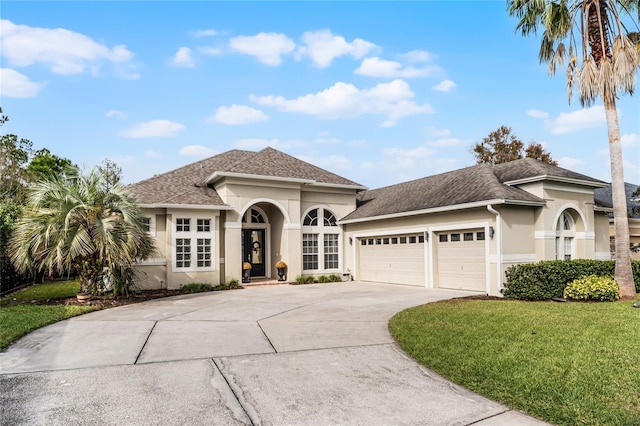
[[129, 147, 363, 206], [594, 183, 640, 218], [492, 158, 606, 184], [342, 158, 606, 222]]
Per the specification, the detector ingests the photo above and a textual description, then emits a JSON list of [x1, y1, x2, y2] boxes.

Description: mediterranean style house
[[128, 147, 613, 296]]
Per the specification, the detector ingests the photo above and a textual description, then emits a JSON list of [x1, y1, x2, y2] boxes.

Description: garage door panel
[[437, 229, 486, 292], [358, 235, 425, 286]]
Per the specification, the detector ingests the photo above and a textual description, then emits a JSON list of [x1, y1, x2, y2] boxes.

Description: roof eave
[[305, 182, 369, 191], [205, 171, 315, 185], [504, 175, 608, 188], [139, 203, 234, 210], [338, 198, 546, 225]]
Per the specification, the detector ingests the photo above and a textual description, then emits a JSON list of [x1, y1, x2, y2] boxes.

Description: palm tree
[[508, 0, 639, 299], [9, 168, 155, 295]]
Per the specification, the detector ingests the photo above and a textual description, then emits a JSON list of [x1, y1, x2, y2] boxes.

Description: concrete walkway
[[0, 282, 548, 425]]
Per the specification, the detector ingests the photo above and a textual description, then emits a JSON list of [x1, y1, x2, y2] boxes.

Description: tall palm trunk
[[603, 97, 635, 299]]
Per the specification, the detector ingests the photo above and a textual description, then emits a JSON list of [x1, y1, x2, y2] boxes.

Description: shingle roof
[[129, 147, 363, 206], [594, 183, 640, 218], [342, 161, 548, 221], [342, 158, 609, 222], [492, 157, 606, 184]]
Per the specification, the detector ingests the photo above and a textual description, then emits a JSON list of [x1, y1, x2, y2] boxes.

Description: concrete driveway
[[0, 282, 547, 425]]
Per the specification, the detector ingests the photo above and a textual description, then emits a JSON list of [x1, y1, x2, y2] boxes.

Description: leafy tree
[[472, 125, 557, 165], [26, 148, 75, 183], [0, 134, 33, 202], [508, 0, 638, 299], [9, 169, 156, 295]]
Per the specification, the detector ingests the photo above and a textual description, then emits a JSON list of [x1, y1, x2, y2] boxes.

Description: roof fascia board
[[305, 182, 369, 191], [205, 171, 314, 185], [338, 198, 545, 224], [139, 203, 233, 210], [504, 175, 608, 188]]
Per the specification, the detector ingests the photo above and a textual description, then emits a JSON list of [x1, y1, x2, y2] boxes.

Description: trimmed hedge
[[504, 259, 640, 300]]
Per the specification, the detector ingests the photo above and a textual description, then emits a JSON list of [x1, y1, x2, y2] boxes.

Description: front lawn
[[389, 298, 640, 426], [0, 280, 98, 351]]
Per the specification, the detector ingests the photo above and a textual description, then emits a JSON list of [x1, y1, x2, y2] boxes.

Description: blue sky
[[1, 1, 638, 188]]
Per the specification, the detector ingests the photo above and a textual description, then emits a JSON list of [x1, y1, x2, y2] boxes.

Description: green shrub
[[295, 275, 305, 284], [317, 275, 330, 283], [504, 260, 640, 300], [563, 275, 620, 302], [328, 274, 342, 282], [181, 283, 212, 293]]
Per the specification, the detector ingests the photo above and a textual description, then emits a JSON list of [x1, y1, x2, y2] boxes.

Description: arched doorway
[[241, 206, 269, 277]]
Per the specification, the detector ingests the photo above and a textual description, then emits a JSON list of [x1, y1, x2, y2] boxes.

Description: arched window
[[556, 211, 575, 260], [302, 207, 340, 272], [242, 208, 266, 224]]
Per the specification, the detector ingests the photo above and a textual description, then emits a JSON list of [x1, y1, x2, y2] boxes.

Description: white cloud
[[120, 120, 185, 138], [229, 32, 295, 66], [621, 133, 639, 148], [191, 29, 218, 38], [207, 104, 268, 125], [355, 57, 441, 78], [171, 47, 195, 68], [198, 47, 221, 55], [0, 19, 138, 78], [527, 109, 549, 119], [400, 50, 433, 63], [547, 105, 606, 134], [179, 145, 217, 158], [144, 150, 162, 158], [251, 79, 434, 127], [106, 109, 127, 119], [382, 146, 435, 163], [432, 79, 456, 92], [0, 68, 44, 97], [297, 29, 376, 68], [558, 156, 583, 169], [426, 126, 451, 137]]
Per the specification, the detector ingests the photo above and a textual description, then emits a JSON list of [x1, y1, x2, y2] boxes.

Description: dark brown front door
[[242, 229, 265, 276]]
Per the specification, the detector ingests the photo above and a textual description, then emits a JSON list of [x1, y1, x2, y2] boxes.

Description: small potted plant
[[242, 262, 252, 283], [275, 261, 287, 281]]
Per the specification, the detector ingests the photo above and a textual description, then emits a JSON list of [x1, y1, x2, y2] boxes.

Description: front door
[[242, 229, 266, 277]]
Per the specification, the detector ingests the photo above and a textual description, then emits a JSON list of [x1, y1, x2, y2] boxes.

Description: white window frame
[[140, 215, 156, 237], [172, 214, 216, 272], [556, 211, 576, 261], [301, 206, 341, 274]]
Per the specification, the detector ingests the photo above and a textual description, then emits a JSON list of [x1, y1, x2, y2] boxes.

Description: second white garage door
[[436, 229, 486, 292], [358, 234, 425, 286]]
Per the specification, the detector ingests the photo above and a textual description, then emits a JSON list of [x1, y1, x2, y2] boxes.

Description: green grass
[[0, 280, 97, 351], [389, 299, 640, 426], [0, 304, 97, 351], [0, 280, 80, 306]]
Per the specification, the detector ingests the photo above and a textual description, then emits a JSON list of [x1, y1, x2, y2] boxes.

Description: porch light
[[349, 237, 353, 245], [489, 226, 495, 239]]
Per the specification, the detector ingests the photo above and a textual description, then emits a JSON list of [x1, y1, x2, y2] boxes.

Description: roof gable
[[128, 147, 363, 206]]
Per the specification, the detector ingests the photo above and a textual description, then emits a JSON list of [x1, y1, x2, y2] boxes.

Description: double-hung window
[[302, 207, 341, 272]]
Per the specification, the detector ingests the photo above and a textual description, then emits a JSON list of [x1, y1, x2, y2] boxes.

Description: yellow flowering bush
[[563, 275, 620, 302]]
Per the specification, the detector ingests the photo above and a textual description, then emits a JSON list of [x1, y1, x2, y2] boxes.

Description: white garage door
[[437, 229, 486, 292], [358, 234, 425, 286]]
